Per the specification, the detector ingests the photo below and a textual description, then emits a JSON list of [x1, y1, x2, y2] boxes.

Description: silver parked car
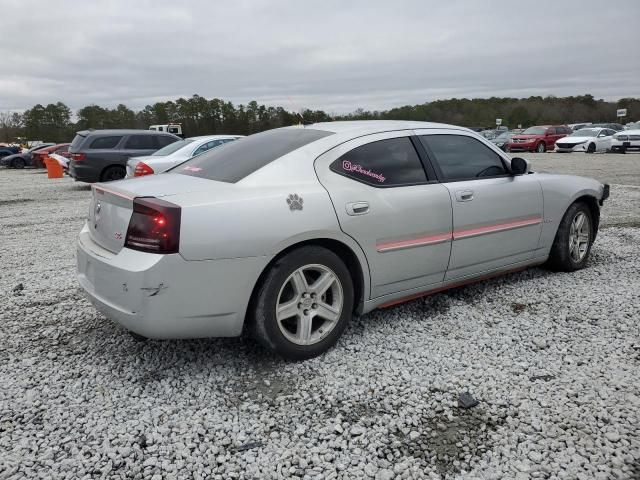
[[77, 121, 609, 360], [125, 135, 242, 178]]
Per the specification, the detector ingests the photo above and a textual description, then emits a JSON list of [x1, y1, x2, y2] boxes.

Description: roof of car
[[301, 120, 469, 134], [186, 135, 244, 140], [76, 129, 177, 136]]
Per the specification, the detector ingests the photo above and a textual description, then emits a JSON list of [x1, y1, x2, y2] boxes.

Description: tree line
[[1, 94, 638, 144]]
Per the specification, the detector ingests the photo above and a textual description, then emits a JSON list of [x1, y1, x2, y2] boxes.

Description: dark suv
[[68, 130, 180, 182]]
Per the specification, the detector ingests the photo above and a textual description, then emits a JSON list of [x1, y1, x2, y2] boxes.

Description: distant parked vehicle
[[624, 121, 640, 130], [591, 123, 624, 131], [32, 143, 71, 168], [508, 125, 572, 153], [568, 122, 592, 131], [68, 130, 180, 183], [126, 135, 243, 178], [0, 143, 55, 168], [149, 123, 183, 137], [555, 128, 616, 153], [490, 131, 513, 151], [610, 130, 640, 153], [0, 145, 21, 159]]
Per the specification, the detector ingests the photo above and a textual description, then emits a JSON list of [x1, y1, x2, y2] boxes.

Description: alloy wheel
[[275, 264, 344, 346], [568, 212, 590, 262]]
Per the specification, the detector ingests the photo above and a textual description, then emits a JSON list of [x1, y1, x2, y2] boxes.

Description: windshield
[[570, 129, 598, 137], [495, 132, 511, 141], [522, 127, 547, 135], [176, 128, 334, 183], [152, 138, 195, 156]]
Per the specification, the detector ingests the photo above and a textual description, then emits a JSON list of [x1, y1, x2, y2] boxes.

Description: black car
[[0, 143, 56, 168], [68, 130, 180, 182], [0, 145, 21, 159]]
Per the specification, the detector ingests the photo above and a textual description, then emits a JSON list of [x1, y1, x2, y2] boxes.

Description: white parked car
[[610, 129, 640, 153], [126, 135, 243, 177], [554, 127, 616, 153]]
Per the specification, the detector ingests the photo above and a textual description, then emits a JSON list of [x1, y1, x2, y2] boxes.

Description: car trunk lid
[[87, 174, 232, 253]]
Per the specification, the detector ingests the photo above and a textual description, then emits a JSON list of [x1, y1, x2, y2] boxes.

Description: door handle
[[456, 190, 474, 202], [346, 201, 370, 216]]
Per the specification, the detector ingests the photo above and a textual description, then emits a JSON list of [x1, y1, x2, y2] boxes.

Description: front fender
[[536, 173, 606, 250]]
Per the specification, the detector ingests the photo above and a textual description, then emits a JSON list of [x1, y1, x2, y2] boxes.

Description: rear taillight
[[125, 197, 181, 254], [71, 153, 86, 161], [134, 162, 154, 177], [61, 152, 71, 158]]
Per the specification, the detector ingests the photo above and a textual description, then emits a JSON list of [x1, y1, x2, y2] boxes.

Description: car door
[[417, 130, 543, 281], [597, 129, 613, 151], [124, 134, 159, 158], [314, 131, 453, 299]]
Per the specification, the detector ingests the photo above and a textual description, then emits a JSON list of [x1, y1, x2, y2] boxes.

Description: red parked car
[[507, 125, 572, 153], [32, 143, 71, 168]]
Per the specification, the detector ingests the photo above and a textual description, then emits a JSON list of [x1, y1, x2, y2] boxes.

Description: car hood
[[512, 135, 542, 140], [558, 136, 594, 143]]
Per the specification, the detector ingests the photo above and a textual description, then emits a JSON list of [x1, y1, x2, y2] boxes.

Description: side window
[[419, 134, 507, 181], [125, 135, 156, 150], [329, 137, 427, 187], [192, 142, 214, 157], [156, 135, 176, 148], [89, 136, 122, 149]]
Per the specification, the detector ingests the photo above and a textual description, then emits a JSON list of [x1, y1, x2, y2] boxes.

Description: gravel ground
[[1, 161, 639, 480]]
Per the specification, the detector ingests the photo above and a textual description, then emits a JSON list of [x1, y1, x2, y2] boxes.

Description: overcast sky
[[1, 0, 638, 114]]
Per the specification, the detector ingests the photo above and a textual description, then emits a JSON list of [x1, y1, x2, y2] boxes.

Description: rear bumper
[[76, 223, 272, 339], [69, 160, 100, 183]]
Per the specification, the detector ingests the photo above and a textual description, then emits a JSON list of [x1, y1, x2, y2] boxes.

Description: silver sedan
[[76, 121, 609, 359]]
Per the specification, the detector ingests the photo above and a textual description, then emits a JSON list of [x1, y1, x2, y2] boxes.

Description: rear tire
[[100, 165, 126, 182], [12, 158, 26, 169], [546, 202, 594, 272], [536, 142, 546, 153], [586, 143, 596, 154], [250, 246, 354, 360]]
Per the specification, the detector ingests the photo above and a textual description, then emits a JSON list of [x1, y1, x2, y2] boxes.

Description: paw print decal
[[286, 194, 304, 211]]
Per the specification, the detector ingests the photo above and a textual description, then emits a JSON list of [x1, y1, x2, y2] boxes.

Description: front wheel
[[586, 143, 596, 154], [546, 202, 594, 272], [251, 246, 354, 360], [536, 142, 546, 153], [12, 158, 26, 169]]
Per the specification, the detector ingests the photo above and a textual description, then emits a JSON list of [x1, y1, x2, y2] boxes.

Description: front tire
[[536, 142, 546, 153], [586, 143, 596, 154], [251, 246, 354, 360], [546, 202, 594, 272], [12, 158, 26, 169]]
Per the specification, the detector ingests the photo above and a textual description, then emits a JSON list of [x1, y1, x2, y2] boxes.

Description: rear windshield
[[152, 138, 195, 156], [70, 134, 86, 150], [176, 128, 334, 183]]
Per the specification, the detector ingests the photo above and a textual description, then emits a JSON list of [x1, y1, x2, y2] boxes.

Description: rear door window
[[420, 134, 508, 181], [177, 128, 333, 183], [329, 137, 427, 187], [125, 135, 156, 150], [89, 136, 123, 149]]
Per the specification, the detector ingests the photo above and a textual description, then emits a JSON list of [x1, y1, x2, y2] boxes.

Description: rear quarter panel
[[536, 173, 604, 252]]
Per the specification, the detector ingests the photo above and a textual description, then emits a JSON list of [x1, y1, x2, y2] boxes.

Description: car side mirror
[[511, 157, 529, 175]]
